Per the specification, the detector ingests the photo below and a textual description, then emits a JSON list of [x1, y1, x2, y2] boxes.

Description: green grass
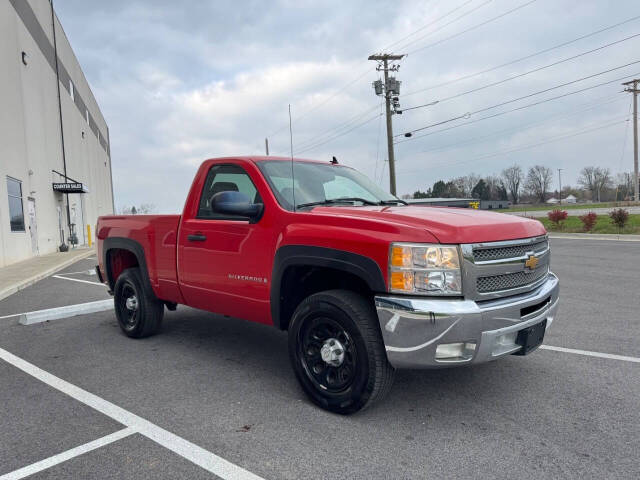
[[497, 201, 640, 212], [536, 213, 640, 234]]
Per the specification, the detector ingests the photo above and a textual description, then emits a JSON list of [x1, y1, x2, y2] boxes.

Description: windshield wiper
[[296, 197, 380, 209], [379, 199, 408, 206]]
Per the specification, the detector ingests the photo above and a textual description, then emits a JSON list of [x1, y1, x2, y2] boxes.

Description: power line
[[397, 117, 628, 175], [391, 0, 493, 52], [381, 0, 475, 52], [403, 33, 640, 111], [293, 103, 381, 150], [403, 14, 640, 97], [406, 0, 538, 55], [395, 76, 633, 145], [415, 94, 625, 155], [398, 62, 640, 138], [294, 112, 383, 155], [267, 68, 374, 140]]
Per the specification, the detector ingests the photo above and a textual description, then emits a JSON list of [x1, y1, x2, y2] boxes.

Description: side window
[[7, 176, 25, 232], [197, 164, 262, 219]]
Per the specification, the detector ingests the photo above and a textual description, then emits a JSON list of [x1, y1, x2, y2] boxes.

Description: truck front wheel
[[288, 289, 395, 414], [113, 268, 164, 338]]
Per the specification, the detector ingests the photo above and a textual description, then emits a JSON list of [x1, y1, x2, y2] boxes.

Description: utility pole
[[369, 53, 405, 196], [557, 168, 563, 204], [623, 79, 639, 201], [264, 138, 269, 156]]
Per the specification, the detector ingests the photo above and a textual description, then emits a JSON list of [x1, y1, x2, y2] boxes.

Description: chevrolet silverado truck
[[96, 156, 559, 414]]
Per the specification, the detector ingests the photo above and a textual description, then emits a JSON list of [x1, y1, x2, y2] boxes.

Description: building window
[[69, 80, 74, 101], [7, 176, 25, 232]]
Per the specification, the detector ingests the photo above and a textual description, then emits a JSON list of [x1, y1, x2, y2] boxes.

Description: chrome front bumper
[[375, 273, 559, 369]]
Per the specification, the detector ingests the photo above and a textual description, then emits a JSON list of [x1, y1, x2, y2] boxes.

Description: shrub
[[578, 212, 597, 232], [547, 209, 568, 229], [609, 208, 629, 231]]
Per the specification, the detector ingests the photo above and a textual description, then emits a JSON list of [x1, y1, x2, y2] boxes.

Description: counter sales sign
[[52, 182, 88, 193]]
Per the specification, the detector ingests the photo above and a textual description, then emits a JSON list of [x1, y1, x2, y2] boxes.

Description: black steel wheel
[[288, 289, 395, 414], [113, 268, 164, 338], [118, 281, 139, 331], [299, 317, 358, 394]]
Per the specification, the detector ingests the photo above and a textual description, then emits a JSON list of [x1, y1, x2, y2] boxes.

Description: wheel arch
[[271, 245, 386, 330], [103, 237, 157, 300]]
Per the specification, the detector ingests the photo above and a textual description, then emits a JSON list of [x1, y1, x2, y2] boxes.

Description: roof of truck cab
[[204, 156, 329, 164]]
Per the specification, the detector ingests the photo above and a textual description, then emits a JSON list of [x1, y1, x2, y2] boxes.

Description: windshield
[[257, 160, 401, 210]]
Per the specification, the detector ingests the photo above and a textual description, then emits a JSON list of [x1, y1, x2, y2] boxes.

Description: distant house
[[547, 195, 575, 205]]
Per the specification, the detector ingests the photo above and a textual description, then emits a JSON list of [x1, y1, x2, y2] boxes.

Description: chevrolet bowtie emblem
[[524, 254, 539, 270]]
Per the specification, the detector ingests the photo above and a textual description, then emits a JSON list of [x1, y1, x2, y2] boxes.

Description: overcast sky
[[55, 0, 640, 212]]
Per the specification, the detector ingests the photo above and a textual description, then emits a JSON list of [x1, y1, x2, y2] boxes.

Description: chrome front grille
[[477, 266, 549, 293], [461, 235, 550, 300], [472, 239, 548, 262]]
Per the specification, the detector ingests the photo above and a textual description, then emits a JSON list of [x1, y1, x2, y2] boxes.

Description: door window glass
[[197, 164, 261, 219]]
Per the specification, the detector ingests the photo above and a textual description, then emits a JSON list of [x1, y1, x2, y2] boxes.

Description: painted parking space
[[0, 307, 638, 479]]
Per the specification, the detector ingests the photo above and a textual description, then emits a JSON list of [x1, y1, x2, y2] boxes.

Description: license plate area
[[514, 319, 547, 355]]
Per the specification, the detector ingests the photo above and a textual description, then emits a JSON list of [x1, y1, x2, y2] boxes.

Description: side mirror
[[210, 191, 262, 219]]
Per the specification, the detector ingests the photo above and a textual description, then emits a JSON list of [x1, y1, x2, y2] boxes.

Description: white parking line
[[52, 274, 104, 286], [541, 345, 640, 363], [60, 269, 96, 275], [0, 427, 137, 480], [0, 347, 265, 480]]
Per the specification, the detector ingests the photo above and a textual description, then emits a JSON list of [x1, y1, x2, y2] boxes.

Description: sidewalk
[[0, 248, 96, 301]]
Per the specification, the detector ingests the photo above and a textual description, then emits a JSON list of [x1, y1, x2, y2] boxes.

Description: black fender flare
[[103, 237, 157, 300], [270, 245, 386, 329]]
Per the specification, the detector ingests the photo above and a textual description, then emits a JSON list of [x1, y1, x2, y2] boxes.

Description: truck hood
[[309, 205, 546, 244]]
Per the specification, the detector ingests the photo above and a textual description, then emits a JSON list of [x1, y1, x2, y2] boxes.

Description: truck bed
[[97, 214, 183, 303]]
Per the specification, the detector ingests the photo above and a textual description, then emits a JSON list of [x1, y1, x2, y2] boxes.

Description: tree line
[[407, 165, 637, 204]]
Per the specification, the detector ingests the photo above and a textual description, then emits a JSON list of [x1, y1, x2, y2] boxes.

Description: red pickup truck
[[96, 156, 559, 414]]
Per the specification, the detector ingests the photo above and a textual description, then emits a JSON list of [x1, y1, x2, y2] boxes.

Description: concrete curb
[[0, 249, 96, 302], [19, 299, 113, 325], [549, 233, 640, 242]]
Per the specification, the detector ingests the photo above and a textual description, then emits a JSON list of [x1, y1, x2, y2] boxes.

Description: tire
[[288, 289, 395, 414], [113, 268, 164, 338]]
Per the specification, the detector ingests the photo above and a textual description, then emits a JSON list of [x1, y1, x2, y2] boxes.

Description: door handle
[[187, 233, 207, 242]]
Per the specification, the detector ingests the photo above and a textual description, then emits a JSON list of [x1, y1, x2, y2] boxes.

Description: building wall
[[0, 0, 113, 267]]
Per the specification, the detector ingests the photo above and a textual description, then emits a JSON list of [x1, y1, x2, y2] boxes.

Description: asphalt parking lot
[[0, 238, 638, 479]]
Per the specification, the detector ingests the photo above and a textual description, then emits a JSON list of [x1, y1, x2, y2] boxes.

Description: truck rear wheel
[[288, 289, 395, 414], [113, 268, 164, 338]]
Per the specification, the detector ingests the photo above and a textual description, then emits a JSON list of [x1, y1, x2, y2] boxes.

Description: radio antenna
[[289, 104, 296, 211]]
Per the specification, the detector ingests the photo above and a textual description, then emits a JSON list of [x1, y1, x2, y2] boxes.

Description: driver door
[[178, 163, 272, 324]]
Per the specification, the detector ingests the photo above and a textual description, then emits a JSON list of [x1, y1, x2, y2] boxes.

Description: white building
[[546, 197, 559, 204], [564, 194, 577, 204], [0, 0, 114, 267]]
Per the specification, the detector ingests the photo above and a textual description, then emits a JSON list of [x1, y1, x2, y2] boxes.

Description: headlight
[[388, 243, 462, 296]]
